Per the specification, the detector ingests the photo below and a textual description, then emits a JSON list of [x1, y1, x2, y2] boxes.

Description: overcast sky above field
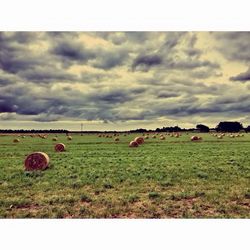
[[0, 32, 250, 131]]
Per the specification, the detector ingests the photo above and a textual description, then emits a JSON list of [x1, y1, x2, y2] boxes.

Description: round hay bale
[[114, 137, 119, 142], [67, 136, 72, 140], [129, 141, 139, 147], [52, 137, 58, 141], [160, 136, 166, 140], [217, 135, 223, 139], [13, 138, 20, 143], [175, 134, 179, 138], [191, 136, 199, 141], [144, 135, 149, 139], [134, 136, 144, 144], [152, 135, 156, 138], [55, 143, 66, 152], [24, 152, 49, 171]]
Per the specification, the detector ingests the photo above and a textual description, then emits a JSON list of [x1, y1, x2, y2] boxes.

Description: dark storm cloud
[[0, 32, 44, 74], [157, 92, 180, 98], [19, 67, 78, 83], [0, 47, 41, 74], [214, 32, 250, 62], [230, 67, 250, 82], [165, 59, 219, 70], [52, 41, 95, 62], [92, 49, 129, 70], [132, 54, 162, 71], [0, 74, 16, 85]]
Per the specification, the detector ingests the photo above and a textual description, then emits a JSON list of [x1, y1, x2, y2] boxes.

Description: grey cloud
[[214, 32, 250, 62], [230, 67, 250, 82], [19, 67, 78, 83], [132, 54, 162, 71], [52, 41, 95, 62]]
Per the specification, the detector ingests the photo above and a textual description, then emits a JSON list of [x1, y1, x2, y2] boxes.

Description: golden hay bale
[[114, 137, 120, 142], [160, 136, 166, 140], [217, 135, 223, 139], [191, 136, 199, 141], [230, 134, 235, 138], [175, 134, 179, 138], [144, 136, 149, 139], [134, 136, 144, 144], [24, 152, 49, 171], [152, 135, 156, 138], [52, 137, 58, 141], [67, 136, 72, 140], [13, 138, 20, 143], [129, 141, 139, 147], [22, 135, 26, 138], [55, 143, 66, 152], [98, 134, 102, 137]]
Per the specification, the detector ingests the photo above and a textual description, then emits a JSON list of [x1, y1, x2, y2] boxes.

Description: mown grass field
[[0, 132, 249, 218]]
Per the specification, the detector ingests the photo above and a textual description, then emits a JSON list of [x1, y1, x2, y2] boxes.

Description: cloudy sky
[[0, 32, 250, 131]]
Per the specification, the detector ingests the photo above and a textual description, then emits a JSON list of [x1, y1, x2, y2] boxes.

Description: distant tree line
[[0, 121, 249, 133]]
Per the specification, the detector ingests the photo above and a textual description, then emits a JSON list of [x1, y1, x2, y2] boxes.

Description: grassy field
[[0, 132, 249, 218]]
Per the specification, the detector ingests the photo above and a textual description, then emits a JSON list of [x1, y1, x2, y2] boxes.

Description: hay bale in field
[[114, 137, 119, 142], [191, 135, 199, 141], [55, 143, 66, 152], [152, 135, 156, 138], [13, 138, 20, 143], [52, 137, 58, 141], [129, 140, 139, 147], [160, 136, 166, 140], [67, 136, 72, 140], [24, 152, 49, 171], [217, 135, 223, 139], [144, 135, 149, 139], [134, 136, 144, 144], [230, 134, 235, 138], [175, 134, 179, 138]]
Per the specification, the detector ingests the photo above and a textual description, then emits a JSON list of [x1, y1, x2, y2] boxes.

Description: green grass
[[0, 132, 249, 218]]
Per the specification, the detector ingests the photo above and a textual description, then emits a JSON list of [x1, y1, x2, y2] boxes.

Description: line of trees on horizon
[[0, 121, 250, 133]]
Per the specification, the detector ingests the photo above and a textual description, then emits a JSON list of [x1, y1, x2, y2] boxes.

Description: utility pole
[[81, 123, 83, 136]]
